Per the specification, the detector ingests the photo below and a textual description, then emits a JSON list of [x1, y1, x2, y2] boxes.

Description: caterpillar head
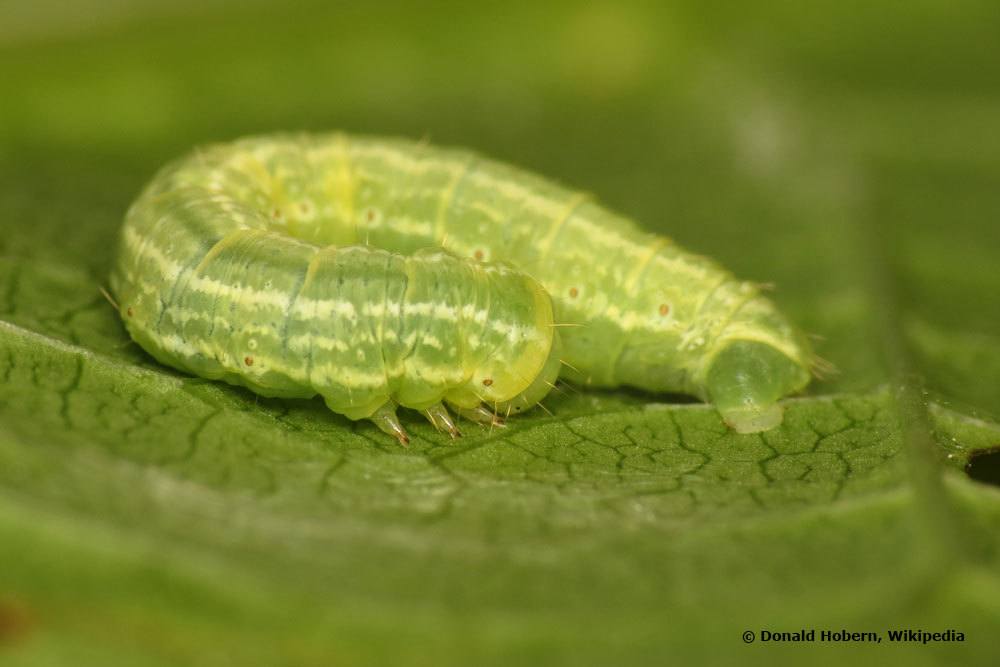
[[495, 331, 563, 416], [445, 273, 562, 417], [444, 331, 563, 417]]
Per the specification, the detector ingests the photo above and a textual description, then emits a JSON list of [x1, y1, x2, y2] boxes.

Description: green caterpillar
[[111, 132, 816, 443]]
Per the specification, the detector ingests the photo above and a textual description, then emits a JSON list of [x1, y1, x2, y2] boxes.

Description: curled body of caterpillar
[[112, 132, 815, 440], [111, 189, 561, 444]]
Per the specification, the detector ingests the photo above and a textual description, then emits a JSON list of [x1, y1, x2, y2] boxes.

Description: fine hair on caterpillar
[[111, 132, 818, 443]]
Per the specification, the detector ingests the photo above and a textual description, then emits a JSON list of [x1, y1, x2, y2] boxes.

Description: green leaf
[[2, 2, 1000, 665]]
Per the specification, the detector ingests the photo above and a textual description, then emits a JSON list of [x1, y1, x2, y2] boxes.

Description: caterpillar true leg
[[450, 404, 506, 428], [369, 402, 410, 446], [423, 402, 461, 438]]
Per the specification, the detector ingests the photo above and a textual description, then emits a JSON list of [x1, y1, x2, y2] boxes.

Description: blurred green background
[[2, 1, 1000, 665]]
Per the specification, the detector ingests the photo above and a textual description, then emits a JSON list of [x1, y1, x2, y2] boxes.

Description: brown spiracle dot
[[474, 249, 484, 260], [482, 378, 493, 386], [126, 307, 133, 317], [659, 303, 670, 316], [568, 287, 579, 298], [244, 356, 254, 366], [366, 208, 376, 222]]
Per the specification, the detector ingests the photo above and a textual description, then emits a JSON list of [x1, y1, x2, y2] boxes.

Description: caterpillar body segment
[[111, 183, 560, 444], [113, 132, 815, 438]]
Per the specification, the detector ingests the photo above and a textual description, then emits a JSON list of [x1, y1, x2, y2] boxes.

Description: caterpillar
[[111, 132, 817, 444]]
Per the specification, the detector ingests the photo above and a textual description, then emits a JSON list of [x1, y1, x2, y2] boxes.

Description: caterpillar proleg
[[111, 132, 815, 442]]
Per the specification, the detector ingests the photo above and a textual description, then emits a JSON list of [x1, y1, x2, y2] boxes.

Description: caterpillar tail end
[[369, 402, 410, 447], [705, 340, 812, 435], [718, 402, 785, 434]]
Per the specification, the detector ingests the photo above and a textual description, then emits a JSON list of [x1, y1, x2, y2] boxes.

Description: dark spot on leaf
[[482, 378, 493, 386], [126, 307, 133, 317], [0, 597, 33, 645], [965, 446, 1000, 486], [244, 356, 254, 366]]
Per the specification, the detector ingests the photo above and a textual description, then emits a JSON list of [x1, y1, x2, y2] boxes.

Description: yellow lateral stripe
[[537, 192, 589, 258], [435, 155, 476, 244], [333, 132, 357, 234], [624, 237, 668, 291]]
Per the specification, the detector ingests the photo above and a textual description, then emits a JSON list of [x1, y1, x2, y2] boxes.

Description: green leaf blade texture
[[2, 2, 1000, 665]]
